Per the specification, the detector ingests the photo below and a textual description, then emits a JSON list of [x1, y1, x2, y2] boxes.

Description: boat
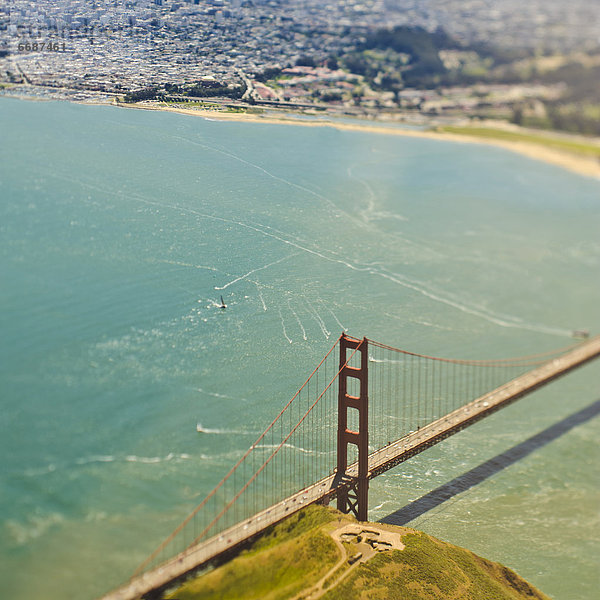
[[219, 295, 227, 309], [571, 329, 590, 339]]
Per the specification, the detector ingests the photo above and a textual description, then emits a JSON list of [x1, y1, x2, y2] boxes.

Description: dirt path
[[291, 524, 404, 600]]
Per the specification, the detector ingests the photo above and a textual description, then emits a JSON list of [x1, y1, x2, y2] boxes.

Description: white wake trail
[[49, 164, 570, 338], [197, 387, 239, 400], [254, 282, 268, 311], [215, 253, 298, 290], [278, 307, 293, 344], [305, 298, 330, 339], [288, 297, 307, 341], [255, 443, 324, 455], [153, 258, 219, 272], [374, 267, 571, 337], [347, 165, 377, 222], [196, 423, 255, 435], [169, 134, 372, 230], [317, 298, 347, 332]]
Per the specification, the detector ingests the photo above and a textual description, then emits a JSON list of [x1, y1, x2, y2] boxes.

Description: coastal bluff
[[162, 504, 550, 600]]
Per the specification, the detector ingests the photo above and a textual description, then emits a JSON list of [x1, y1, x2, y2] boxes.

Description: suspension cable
[[132, 333, 341, 578], [366, 338, 580, 366], [186, 339, 366, 549]]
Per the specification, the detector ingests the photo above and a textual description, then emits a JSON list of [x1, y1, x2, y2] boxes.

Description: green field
[[437, 125, 600, 158], [160, 101, 222, 109]]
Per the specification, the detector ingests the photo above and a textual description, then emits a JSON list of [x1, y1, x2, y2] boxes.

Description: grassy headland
[[163, 505, 550, 600]]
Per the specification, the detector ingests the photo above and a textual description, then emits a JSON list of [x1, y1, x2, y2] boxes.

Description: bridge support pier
[[336, 333, 369, 521]]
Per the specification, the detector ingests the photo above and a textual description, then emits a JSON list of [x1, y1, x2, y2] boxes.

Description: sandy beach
[[126, 103, 600, 179]]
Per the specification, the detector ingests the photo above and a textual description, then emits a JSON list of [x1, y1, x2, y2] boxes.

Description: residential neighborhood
[[0, 0, 598, 131]]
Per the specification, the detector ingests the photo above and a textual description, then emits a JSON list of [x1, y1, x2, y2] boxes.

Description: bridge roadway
[[100, 334, 600, 600]]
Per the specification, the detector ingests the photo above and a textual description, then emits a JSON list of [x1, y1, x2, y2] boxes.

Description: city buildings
[[0, 1, 598, 107]]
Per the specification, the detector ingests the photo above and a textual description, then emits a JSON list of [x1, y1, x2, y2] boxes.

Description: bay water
[[1, 98, 598, 599]]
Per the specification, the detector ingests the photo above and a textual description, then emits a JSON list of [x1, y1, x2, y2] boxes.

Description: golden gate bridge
[[101, 333, 600, 600]]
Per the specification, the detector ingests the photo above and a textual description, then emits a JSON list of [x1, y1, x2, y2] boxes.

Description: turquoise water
[[1, 97, 598, 599]]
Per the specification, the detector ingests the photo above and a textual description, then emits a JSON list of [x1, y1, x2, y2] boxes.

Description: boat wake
[[254, 442, 328, 455], [24, 453, 194, 476], [196, 422, 255, 435]]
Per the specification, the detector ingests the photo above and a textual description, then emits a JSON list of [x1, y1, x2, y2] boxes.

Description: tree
[[296, 55, 316, 67], [326, 56, 339, 70]]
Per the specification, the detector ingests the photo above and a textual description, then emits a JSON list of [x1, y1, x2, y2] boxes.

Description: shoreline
[[2, 89, 599, 179], [122, 102, 600, 179]]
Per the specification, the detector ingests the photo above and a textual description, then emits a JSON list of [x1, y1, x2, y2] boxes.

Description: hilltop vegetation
[[340, 26, 600, 135], [248, 26, 599, 136], [164, 506, 340, 600], [163, 505, 550, 600], [320, 531, 548, 600]]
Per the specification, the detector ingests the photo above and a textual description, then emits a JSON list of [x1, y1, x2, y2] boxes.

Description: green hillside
[[164, 505, 550, 600]]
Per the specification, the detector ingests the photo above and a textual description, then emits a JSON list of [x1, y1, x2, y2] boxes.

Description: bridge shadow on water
[[380, 398, 600, 527]]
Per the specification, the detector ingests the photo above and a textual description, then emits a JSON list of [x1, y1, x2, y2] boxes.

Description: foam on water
[[255, 443, 326, 455], [5, 513, 65, 547], [195, 423, 256, 435]]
